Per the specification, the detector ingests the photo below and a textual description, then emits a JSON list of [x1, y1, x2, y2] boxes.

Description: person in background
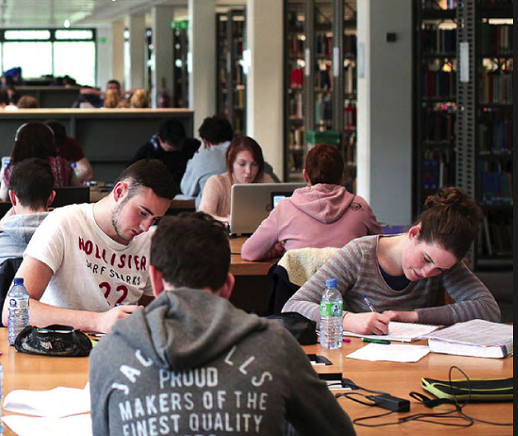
[[89, 211, 356, 436], [0, 121, 80, 201], [129, 88, 150, 108], [180, 115, 234, 206], [16, 95, 39, 108], [199, 136, 275, 224], [0, 88, 9, 109], [1, 159, 177, 334], [130, 118, 200, 189], [80, 79, 122, 108], [283, 187, 501, 334], [242, 143, 382, 261], [0, 158, 55, 265], [45, 119, 94, 183]]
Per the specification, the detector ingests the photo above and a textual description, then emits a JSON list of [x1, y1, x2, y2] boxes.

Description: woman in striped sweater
[[283, 187, 501, 335]]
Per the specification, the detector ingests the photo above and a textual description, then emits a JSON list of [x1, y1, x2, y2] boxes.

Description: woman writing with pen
[[282, 187, 501, 335]]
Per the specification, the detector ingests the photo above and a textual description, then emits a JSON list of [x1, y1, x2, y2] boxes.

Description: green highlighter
[[362, 337, 391, 345]]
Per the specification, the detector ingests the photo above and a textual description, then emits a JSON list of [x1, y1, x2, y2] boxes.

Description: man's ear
[[149, 265, 165, 298], [302, 169, 311, 185], [8, 190, 17, 206], [113, 181, 129, 203], [219, 273, 235, 301], [47, 190, 56, 208]]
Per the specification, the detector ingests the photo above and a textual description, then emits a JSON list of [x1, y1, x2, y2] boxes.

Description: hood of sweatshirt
[[112, 288, 268, 371], [0, 212, 49, 244], [289, 184, 354, 224]]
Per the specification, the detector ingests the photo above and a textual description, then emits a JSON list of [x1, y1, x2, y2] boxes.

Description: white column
[[96, 25, 112, 88], [111, 20, 126, 88], [246, 0, 284, 179], [188, 0, 216, 131], [357, 0, 412, 225], [128, 13, 146, 90], [151, 5, 175, 108]]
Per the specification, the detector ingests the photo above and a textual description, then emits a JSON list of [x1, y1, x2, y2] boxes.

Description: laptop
[[229, 182, 305, 235]]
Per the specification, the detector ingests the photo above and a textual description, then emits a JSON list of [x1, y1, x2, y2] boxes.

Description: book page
[[426, 319, 513, 346], [343, 321, 441, 342]]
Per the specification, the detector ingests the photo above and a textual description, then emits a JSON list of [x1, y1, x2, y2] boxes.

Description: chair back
[[0, 257, 23, 327], [51, 186, 90, 208]]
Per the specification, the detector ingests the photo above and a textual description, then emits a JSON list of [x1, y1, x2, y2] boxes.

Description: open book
[[343, 321, 441, 342], [426, 319, 513, 359]]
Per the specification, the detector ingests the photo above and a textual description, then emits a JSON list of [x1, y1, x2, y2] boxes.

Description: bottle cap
[[325, 278, 337, 288], [13, 277, 24, 285]]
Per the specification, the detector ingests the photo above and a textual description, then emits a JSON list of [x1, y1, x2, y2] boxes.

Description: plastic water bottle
[[319, 278, 343, 349], [71, 162, 81, 180], [7, 277, 30, 346]]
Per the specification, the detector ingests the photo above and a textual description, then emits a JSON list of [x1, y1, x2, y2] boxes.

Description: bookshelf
[[216, 8, 247, 136], [172, 20, 189, 108], [414, 0, 458, 213], [472, 0, 513, 268], [284, 0, 357, 186]]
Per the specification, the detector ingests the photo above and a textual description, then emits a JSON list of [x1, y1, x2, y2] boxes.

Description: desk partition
[[0, 108, 194, 183]]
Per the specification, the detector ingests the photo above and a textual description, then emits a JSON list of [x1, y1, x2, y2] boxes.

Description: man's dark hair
[[198, 115, 233, 144], [9, 158, 54, 209], [158, 119, 186, 147], [115, 159, 178, 200], [150, 212, 230, 291], [107, 79, 121, 90]]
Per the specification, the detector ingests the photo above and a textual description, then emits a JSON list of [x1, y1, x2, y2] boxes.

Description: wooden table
[[0, 329, 513, 436], [229, 236, 277, 276], [304, 338, 514, 435], [0, 328, 90, 436]]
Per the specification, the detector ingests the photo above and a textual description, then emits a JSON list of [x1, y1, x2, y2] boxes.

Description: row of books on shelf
[[421, 70, 456, 100], [288, 92, 303, 119], [479, 171, 513, 206], [480, 217, 513, 257], [216, 18, 245, 37], [315, 94, 332, 125], [290, 67, 304, 88], [314, 34, 334, 58], [421, 154, 455, 192], [344, 103, 356, 130], [343, 62, 356, 95], [480, 70, 513, 105], [421, 27, 456, 55], [288, 127, 305, 150], [478, 120, 513, 154], [287, 35, 304, 58], [422, 109, 455, 142], [314, 66, 333, 91], [481, 23, 513, 55]]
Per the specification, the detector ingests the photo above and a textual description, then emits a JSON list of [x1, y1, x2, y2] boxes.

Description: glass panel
[[55, 29, 94, 40], [54, 41, 96, 87], [2, 42, 52, 78], [4, 30, 50, 40]]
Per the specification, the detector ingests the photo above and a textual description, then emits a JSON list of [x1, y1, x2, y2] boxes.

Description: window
[[1, 28, 96, 86]]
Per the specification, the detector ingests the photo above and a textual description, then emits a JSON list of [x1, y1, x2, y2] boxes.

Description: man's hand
[[95, 305, 142, 333]]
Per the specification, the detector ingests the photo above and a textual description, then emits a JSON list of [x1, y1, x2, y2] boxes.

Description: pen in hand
[[362, 294, 377, 313]]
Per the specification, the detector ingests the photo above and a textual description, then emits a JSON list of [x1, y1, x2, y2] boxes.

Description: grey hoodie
[[89, 289, 355, 436], [0, 212, 49, 264]]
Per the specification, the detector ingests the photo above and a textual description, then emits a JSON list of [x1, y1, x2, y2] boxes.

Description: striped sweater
[[282, 235, 501, 328]]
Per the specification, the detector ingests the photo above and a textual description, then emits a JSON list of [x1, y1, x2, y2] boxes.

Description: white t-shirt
[[25, 203, 154, 312]]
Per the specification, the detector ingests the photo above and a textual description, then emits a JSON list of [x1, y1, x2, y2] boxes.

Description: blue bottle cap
[[326, 278, 337, 288], [13, 277, 24, 285]]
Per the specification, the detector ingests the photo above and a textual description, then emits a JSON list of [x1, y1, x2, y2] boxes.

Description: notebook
[[343, 321, 441, 343], [229, 182, 305, 235]]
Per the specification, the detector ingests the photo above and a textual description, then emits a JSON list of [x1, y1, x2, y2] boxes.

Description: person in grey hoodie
[[0, 158, 55, 265], [89, 212, 356, 436], [242, 143, 382, 261]]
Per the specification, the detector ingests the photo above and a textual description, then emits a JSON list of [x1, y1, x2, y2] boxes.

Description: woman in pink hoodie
[[241, 143, 382, 261]]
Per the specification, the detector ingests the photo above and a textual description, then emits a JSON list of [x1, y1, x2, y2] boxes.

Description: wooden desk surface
[[229, 236, 278, 276], [304, 339, 513, 436], [0, 329, 513, 436]]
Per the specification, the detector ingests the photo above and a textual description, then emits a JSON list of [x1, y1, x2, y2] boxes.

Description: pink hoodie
[[241, 184, 383, 261]]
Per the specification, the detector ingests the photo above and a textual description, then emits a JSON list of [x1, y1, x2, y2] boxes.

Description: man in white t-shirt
[[1, 159, 177, 333]]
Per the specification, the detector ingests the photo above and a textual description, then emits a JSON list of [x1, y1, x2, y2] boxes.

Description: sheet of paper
[[3, 385, 90, 418], [343, 321, 440, 342], [2, 414, 92, 436], [425, 319, 513, 346], [346, 343, 431, 363]]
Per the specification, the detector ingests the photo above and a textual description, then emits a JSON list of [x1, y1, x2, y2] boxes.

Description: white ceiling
[[0, 0, 246, 28]]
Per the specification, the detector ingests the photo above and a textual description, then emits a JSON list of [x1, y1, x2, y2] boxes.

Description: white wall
[[246, 0, 284, 179], [357, 0, 412, 225]]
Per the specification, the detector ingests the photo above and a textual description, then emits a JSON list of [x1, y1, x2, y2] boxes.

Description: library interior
[[0, 1, 513, 435]]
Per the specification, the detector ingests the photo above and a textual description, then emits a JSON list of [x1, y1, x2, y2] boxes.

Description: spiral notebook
[[343, 321, 441, 343]]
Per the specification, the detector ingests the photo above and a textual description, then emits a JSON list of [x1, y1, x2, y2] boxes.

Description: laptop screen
[[271, 192, 293, 209]]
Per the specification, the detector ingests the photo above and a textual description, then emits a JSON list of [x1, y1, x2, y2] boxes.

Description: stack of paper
[[343, 321, 441, 342]]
